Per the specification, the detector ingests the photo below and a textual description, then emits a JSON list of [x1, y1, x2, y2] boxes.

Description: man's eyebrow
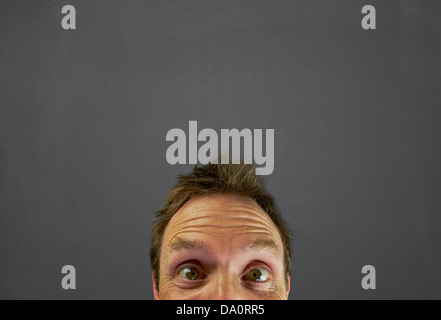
[[168, 237, 209, 252], [248, 238, 282, 254], [168, 237, 282, 255]]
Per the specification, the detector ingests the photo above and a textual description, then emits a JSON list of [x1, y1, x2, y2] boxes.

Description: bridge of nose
[[207, 267, 248, 300]]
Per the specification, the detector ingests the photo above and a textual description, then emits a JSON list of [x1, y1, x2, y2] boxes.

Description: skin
[[153, 194, 290, 300]]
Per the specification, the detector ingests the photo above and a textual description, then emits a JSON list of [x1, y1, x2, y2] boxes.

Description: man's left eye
[[179, 267, 202, 280], [247, 268, 270, 282]]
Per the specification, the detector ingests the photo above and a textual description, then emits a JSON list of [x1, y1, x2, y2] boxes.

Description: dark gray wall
[[1, 0, 440, 299]]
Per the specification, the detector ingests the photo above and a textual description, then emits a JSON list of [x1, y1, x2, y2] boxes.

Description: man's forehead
[[162, 194, 284, 253]]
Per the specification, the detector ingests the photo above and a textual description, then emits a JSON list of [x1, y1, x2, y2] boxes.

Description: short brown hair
[[150, 163, 292, 289]]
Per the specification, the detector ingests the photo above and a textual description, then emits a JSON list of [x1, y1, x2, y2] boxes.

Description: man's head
[[150, 163, 292, 300]]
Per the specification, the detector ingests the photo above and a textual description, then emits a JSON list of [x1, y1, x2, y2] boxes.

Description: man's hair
[[150, 162, 292, 289]]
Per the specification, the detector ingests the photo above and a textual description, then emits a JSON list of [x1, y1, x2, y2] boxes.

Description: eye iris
[[248, 269, 263, 281], [185, 268, 200, 280]]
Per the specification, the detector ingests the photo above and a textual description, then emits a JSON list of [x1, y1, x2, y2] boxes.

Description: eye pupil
[[248, 269, 263, 281], [185, 268, 200, 280]]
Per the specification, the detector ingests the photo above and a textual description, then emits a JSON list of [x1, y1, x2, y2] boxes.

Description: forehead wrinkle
[[171, 208, 278, 232], [173, 218, 276, 233], [169, 225, 279, 238], [166, 214, 282, 249], [167, 227, 282, 253], [174, 194, 259, 215], [190, 205, 269, 218], [168, 223, 274, 237], [169, 221, 280, 246], [163, 194, 285, 257], [176, 196, 269, 217], [165, 232, 282, 268], [169, 226, 278, 241], [167, 213, 280, 237]]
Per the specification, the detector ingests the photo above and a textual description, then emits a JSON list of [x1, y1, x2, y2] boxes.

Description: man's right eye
[[178, 266, 202, 280]]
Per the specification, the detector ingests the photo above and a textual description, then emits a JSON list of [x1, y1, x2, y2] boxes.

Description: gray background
[[1, 0, 440, 300]]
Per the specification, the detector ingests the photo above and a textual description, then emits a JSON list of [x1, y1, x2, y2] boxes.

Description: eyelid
[[244, 261, 273, 272]]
